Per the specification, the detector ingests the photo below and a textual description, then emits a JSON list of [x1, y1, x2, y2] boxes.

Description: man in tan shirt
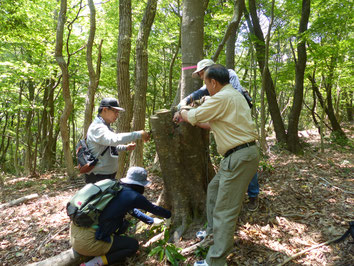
[[175, 64, 259, 266]]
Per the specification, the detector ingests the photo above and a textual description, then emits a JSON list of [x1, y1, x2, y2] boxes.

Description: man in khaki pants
[[175, 64, 259, 266]]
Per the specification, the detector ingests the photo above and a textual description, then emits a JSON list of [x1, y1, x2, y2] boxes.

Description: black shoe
[[247, 196, 259, 211]]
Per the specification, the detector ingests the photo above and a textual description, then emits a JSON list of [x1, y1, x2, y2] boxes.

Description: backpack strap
[[101, 146, 110, 156]]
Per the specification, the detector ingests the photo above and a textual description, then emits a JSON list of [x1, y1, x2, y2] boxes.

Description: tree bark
[[41, 77, 57, 170], [23, 79, 35, 176], [213, 0, 244, 65], [116, 0, 133, 179], [150, 110, 214, 241], [0, 193, 39, 208], [27, 248, 87, 266], [55, 0, 75, 179], [287, 0, 311, 153], [149, 0, 214, 241], [130, 0, 158, 167], [83, 0, 103, 137], [260, 0, 275, 154], [14, 84, 23, 176], [308, 74, 346, 138], [245, 0, 287, 143], [323, 56, 346, 138]]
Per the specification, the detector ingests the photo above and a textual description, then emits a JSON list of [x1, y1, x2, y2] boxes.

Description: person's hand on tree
[[139, 130, 150, 142], [126, 143, 136, 151], [173, 111, 183, 123]]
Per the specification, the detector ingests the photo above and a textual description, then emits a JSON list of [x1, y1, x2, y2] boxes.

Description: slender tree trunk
[[287, 0, 311, 153], [245, 0, 287, 143], [0, 112, 9, 171], [24, 79, 35, 176], [14, 85, 23, 176], [168, 35, 181, 103], [116, 0, 133, 179], [308, 75, 346, 138], [260, 0, 274, 154], [323, 56, 347, 138], [212, 0, 244, 64], [83, 0, 103, 137], [343, 90, 353, 121], [130, 0, 158, 167], [55, 0, 75, 179], [41, 78, 56, 170]]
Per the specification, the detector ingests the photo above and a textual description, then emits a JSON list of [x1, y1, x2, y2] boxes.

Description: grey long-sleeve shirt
[[86, 116, 142, 175]]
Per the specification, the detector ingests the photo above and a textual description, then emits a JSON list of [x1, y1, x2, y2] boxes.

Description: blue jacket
[[95, 186, 171, 242]]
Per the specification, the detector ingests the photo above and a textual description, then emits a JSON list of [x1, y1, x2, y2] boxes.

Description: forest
[[0, 0, 353, 265]]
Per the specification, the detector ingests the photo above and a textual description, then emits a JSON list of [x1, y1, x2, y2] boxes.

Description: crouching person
[[70, 167, 171, 266]]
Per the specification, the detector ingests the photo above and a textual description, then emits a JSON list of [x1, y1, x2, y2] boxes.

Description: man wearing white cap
[[85, 98, 150, 183], [177, 59, 252, 110], [175, 60, 260, 212], [175, 65, 259, 266]]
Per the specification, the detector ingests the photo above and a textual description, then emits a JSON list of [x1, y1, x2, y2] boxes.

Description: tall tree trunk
[[130, 0, 158, 167], [14, 84, 23, 176], [41, 78, 57, 170], [24, 79, 35, 176], [152, 0, 214, 241], [287, 0, 311, 153], [212, 0, 244, 64], [83, 0, 103, 137], [308, 75, 346, 138], [260, 0, 275, 153], [55, 0, 75, 179], [116, 0, 133, 179], [245, 0, 287, 143], [343, 90, 353, 121], [323, 56, 347, 138]]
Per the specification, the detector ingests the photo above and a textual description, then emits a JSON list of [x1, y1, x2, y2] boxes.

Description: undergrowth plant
[[148, 227, 186, 266]]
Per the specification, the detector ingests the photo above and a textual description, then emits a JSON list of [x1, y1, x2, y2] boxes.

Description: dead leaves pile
[[0, 127, 353, 265]]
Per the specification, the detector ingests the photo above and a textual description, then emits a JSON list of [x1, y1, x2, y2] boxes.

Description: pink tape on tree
[[182, 65, 197, 71]]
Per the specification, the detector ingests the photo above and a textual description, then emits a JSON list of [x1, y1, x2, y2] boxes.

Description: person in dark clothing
[[70, 167, 171, 266]]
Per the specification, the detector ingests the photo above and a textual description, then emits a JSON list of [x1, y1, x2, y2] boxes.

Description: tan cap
[[192, 59, 215, 78]]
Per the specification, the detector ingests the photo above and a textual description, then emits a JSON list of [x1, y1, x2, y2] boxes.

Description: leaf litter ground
[[0, 126, 353, 265]]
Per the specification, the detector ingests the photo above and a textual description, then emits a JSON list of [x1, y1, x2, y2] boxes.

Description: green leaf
[[159, 248, 165, 262], [148, 246, 162, 257], [165, 248, 177, 266]]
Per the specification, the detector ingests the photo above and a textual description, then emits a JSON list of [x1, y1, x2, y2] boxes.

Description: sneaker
[[194, 260, 209, 266], [196, 230, 207, 240], [247, 196, 259, 211]]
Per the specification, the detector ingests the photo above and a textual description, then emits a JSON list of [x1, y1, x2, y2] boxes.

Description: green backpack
[[66, 179, 122, 227]]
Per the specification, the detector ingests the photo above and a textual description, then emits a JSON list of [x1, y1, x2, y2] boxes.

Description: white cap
[[192, 59, 215, 78]]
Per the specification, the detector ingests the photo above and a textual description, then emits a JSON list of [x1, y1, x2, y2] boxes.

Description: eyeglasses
[[109, 107, 120, 114]]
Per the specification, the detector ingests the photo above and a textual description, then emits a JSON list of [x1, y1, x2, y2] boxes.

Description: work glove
[[153, 217, 164, 225]]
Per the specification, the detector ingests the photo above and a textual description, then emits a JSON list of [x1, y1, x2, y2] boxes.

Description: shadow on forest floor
[[0, 125, 353, 265]]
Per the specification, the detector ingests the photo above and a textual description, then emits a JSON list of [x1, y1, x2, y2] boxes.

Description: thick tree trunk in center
[[149, 0, 213, 240], [150, 110, 213, 240]]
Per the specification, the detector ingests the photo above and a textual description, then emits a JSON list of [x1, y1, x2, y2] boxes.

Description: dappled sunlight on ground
[[0, 125, 353, 265]]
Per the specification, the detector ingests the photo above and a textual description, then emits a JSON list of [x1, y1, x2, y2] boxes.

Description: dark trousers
[[84, 172, 116, 184], [106, 235, 139, 264]]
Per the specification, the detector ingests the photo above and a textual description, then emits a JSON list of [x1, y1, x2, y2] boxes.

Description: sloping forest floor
[[0, 124, 353, 266]]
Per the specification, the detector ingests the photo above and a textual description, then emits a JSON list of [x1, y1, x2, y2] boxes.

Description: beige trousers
[[206, 145, 259, 266]]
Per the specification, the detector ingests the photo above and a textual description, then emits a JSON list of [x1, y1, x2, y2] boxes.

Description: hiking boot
[[247, 196, 259, 211], [196, 230, 207, 240]]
